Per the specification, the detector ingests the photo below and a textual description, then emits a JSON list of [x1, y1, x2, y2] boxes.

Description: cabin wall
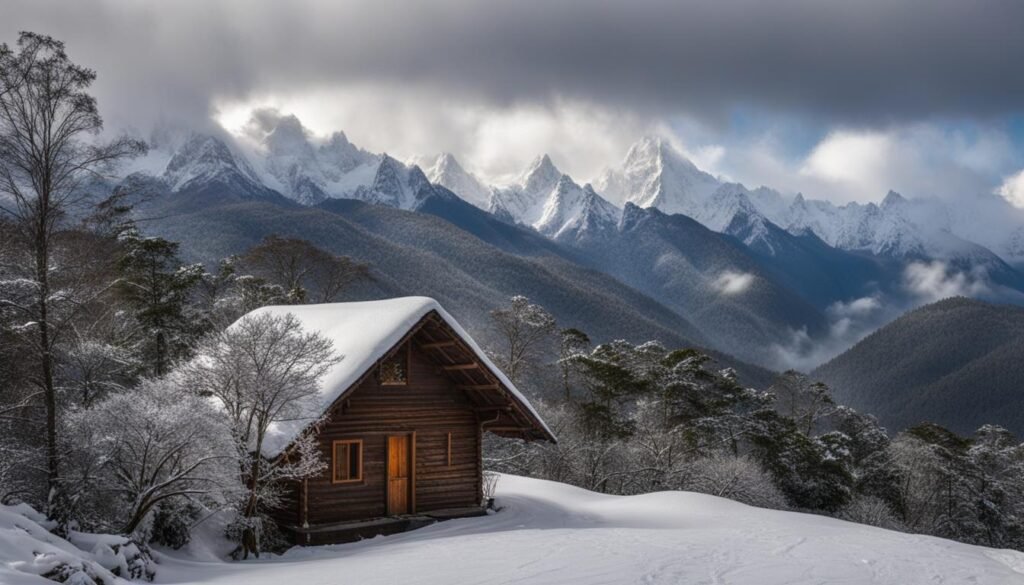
[[275, 341, 482, 530]]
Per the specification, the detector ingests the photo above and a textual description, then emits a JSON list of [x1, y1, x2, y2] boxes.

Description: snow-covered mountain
[[126, 115, 447, 211], [592, 137, 792, 253], [349, 154, 438, 210], [241, 111, 381, 205], [148, 133, 286, 204], [536, 179, 620, 242], [410, 152, 491, 209], [595, 136, 721, 216], [489, 154, 620, 239], [594, 136, 1024, 268], [129, 116, 1024, 274]]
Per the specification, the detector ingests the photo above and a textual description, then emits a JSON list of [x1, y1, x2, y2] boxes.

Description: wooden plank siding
[[271, 338, 482, 534]]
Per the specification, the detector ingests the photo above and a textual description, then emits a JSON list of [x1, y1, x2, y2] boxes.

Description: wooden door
[[388, 434, 414, 515]]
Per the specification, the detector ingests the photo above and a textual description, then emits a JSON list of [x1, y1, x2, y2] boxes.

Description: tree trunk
[[35, 226, 60, 516], [241, 454, 263, 559]]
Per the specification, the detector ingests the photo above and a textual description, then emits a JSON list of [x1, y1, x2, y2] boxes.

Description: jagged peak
[[326, 129, 351, 145], [436, 151, 459, 166], [245, 109, 309, 145], [433, 152, 469, 176], [168, 133, 240, 169], [407, 163, 430, 185], [881, 190, 907, 208], [521, 153, 562, 192], [625, 135, 696, 168], [554, 173, 578, 191]]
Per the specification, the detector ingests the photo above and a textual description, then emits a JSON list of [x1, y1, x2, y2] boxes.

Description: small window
[[379, 347, 408, 385], [332, 439, 363, 483]]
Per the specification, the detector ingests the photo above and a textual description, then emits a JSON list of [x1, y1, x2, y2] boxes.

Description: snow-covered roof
[[236, 297, 554, 457]]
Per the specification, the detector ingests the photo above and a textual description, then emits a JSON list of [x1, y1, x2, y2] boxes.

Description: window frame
[[379, 345, 410, 386], [331, 439, 364, 484]]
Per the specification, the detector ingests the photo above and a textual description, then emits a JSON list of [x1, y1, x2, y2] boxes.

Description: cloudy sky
[[3, 0, 1024, 204]]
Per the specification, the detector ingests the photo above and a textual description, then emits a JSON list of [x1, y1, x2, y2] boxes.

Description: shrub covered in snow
[[67, 377, 238, 538], [0, 502, 155, 584], [682, 453, 788, 510]]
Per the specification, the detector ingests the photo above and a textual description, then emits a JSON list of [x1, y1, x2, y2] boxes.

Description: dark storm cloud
[[2, 0, 1023, 130]]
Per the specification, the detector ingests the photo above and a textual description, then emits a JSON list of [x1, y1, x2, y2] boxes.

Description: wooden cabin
[[249, 297, 555, 545]]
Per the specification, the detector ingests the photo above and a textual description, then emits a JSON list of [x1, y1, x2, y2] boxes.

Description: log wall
[[270, 339, 482, 533]]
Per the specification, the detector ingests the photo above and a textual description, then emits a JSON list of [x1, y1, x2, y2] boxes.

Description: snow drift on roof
[[234, 296, 553, 457]]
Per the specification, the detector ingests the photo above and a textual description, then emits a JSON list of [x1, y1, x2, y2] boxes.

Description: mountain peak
[[161, 132, 272, 198], [326, 130, 351, 146], [521, 154, 562, 194], [415, 152, 491, 209], [881, 190, 906, 209], [625, 135, 690, 168], [437, 151, 459, 165]]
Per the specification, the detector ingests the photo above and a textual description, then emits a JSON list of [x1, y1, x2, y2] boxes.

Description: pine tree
[[115, 230, 204, 376]]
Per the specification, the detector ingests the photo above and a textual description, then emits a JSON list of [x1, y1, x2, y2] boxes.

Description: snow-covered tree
[[0, 32, 144, 516], [68, 377, 236, 536], [489, 295, 557, 384], [193, 257, 291, 330], [557, 327, 590, 402], [746, 409, 853, 512], [115, 230, 205, 377], [768, 370, 837, 435], [184, 312, 339, 558]]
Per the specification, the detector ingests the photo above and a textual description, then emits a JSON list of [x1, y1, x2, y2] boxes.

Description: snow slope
[[6, 475, 1024, 584]]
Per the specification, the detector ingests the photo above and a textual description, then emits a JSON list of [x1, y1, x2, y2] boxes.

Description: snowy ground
[[6, 475, 1024, 584]]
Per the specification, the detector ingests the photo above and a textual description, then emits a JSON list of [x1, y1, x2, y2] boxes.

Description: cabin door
[[387, 434, 414, 515]]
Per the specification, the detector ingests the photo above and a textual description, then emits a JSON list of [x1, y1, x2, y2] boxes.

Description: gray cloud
[[3, 0, 1024, 133]]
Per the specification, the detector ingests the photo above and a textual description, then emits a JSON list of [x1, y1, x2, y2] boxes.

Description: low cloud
[[771, 294, 891, 371], [903, 261, 990, 303], [713, 271, 755, 295], [3, 1, 1023, 199], [712, 124, 1022, 205], [997, 169, 1024, 209]]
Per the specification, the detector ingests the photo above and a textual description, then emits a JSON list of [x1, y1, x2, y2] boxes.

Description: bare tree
[[238, 235, 368, 303], [0, 32, 144, 512], [185, 312, 340, 558], [489, 295, 556, 384]]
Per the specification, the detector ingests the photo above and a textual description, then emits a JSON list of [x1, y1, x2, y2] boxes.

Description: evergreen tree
[[115, 230, 203, 376]]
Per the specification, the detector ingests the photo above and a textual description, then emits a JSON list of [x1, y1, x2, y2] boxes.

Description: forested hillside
[[136, 190, 775, 387], [814, 297, 1024, 435]]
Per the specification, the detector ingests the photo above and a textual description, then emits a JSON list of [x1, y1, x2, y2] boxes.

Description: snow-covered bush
[[1, 501, 155, 584], [683, 453, 788, 510], [68, 377, 238, 536], [839, 495, 904, 531], [149, 498, 203, 550]]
